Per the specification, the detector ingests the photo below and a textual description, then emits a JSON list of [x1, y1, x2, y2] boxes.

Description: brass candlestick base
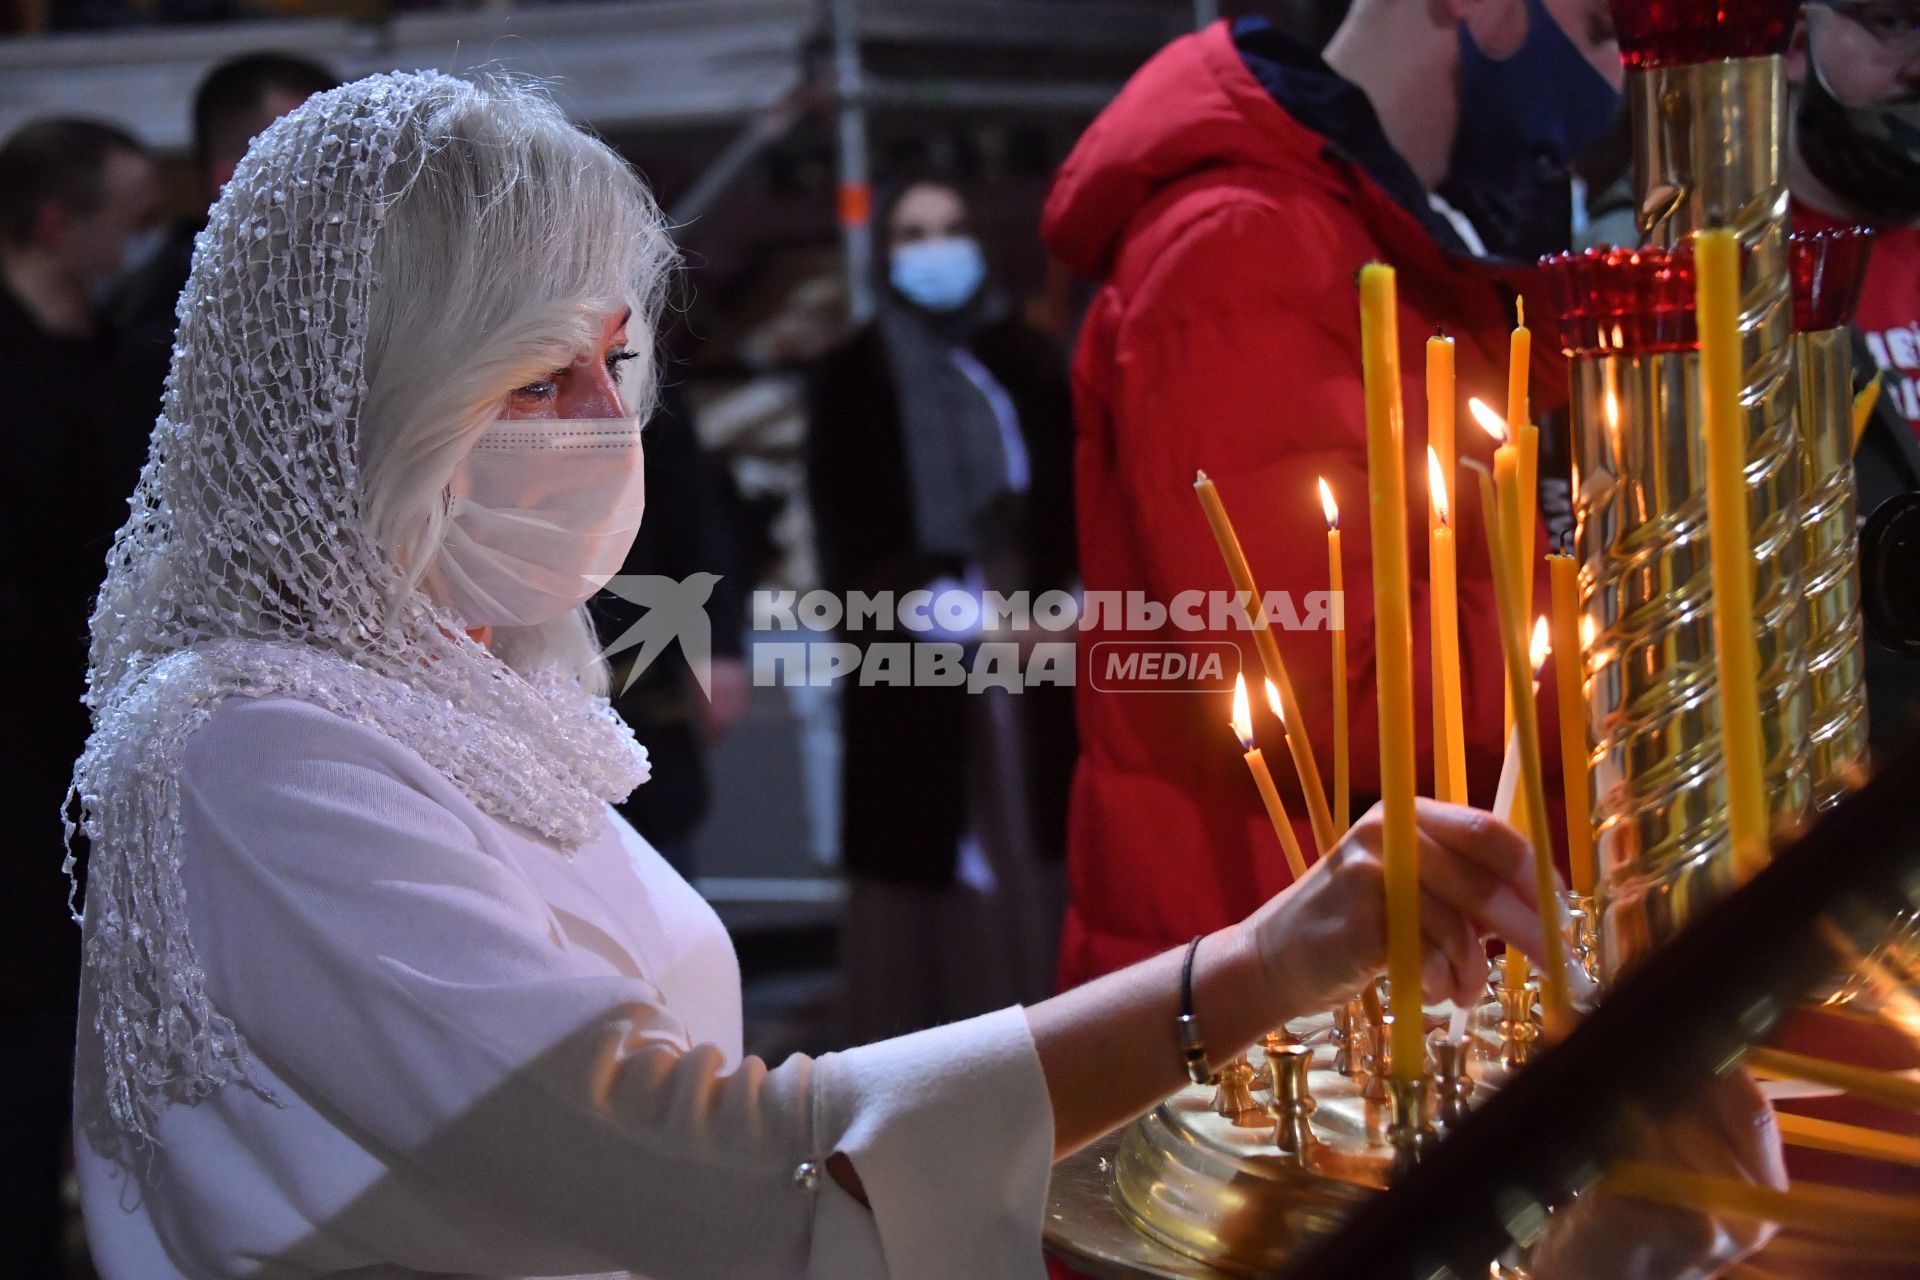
[[1385, 1076, 1435, 1177], [1210, 1056, 1268, 1129], [1567, 893, 1599, 983], [1363, 1016, 1394, 1103], [1257, 1026, 1298, 1090], [1333, 997, 1367, 1078], [1498, 983, 1539, 1070], [1099, 1006, 1495, 1274], [1429, 1035, 1474, 1130], [1265, 1042, 1318, 1160]]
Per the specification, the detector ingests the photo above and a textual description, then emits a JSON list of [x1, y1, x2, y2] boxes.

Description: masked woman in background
[[805, 179, 1079, 1043], [69, 73, 1779, 1279]]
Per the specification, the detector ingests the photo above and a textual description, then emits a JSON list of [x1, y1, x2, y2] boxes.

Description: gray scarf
[[877, 303, 1019, 559]]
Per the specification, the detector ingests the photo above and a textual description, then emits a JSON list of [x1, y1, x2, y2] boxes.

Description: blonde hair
[[355, 74, 677, 694]]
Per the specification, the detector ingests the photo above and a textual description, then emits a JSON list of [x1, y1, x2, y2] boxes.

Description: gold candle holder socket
[[1257, 1027, 1298, 1090], [1566, 893, 1599, 983], [1209, 1056, 1268, 1129], [1385, 1076, 1436, 1176], [1364, 1016, 1394, 1102], [1264, 1042, 1318, 1160], [1429, 1035, 1475, 1130], [1334, 996, 1368, 1078], [1498, 982, 1540, 1070]]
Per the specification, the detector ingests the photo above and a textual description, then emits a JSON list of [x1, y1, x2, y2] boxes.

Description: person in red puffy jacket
[[1041, 5, 1624, 991]]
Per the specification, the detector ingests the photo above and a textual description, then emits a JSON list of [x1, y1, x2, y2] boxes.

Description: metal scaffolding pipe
[[830, 0, 875, 325], [859, 76, 1120, 114]]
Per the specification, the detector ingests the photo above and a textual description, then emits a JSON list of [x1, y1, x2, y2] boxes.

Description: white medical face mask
[[429, 415, 646, 628]]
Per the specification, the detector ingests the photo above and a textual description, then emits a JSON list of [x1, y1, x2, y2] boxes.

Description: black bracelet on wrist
[[1176, 934, 1214, 1085]]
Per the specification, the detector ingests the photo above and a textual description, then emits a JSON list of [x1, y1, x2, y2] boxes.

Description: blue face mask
[[889, 236, 987, 312], [1448, 0, 1621, 193]]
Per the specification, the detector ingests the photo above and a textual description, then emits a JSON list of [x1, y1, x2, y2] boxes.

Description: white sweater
[[74, 696, 1054, 1279]]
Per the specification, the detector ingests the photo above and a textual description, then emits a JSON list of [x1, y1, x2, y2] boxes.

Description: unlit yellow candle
[[1696, 228, 1769, 878], [1853, 378, 1882, 447], [1231, 674, 1310, 881], [1195, 472, 1337, 856], [1358, 263, 1422, 1081], [1319, 478, 1351, 833], [1478, 464, 1571, 1032], [1548, 554, 1596, 896], [1426, 449, 1466, 804]]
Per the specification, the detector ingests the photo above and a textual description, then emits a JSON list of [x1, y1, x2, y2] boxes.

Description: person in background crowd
[[1788, 0, 1920, 761], [110, 52, 339, 440], [806, 178, 1078, 1042], [1793, 0, 1920, 426], [0, 114, 158, 1280], [1039, 1, 1621, 990], [597, 372, 753, 877]]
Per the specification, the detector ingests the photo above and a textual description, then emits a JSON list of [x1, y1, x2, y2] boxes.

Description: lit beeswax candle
[[1319, 477, 1350, 833], [1230, 674, 1310, 881], [1195, 472, 1337, 855]]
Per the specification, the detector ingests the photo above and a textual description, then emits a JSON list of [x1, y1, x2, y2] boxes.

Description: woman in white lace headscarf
[[67, 72, 1780, 1280]]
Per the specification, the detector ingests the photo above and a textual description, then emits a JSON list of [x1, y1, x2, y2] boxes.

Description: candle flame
[[1530, 616, 1551, 671], [1516, 295, 1526, 330], [1263, 678, 1285, 726], [1230, 673, 1254, 749], [1426, 447, 1450, 525], [1468, 397, 1510, 445], [1317, 477, 1338, 530]]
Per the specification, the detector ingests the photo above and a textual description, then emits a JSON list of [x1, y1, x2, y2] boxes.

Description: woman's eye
[[513, 380, 558, 400], [606, 347, 640, 384]]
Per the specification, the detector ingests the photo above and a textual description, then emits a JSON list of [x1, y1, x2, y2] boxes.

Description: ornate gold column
[[1549, 0, 1807, 972], [1791, 228, 1876, 807]]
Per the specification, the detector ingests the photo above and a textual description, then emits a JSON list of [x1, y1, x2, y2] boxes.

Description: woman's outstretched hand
[[1027, 797, 1562, 1159], [1247, 798, 1558, 1020]]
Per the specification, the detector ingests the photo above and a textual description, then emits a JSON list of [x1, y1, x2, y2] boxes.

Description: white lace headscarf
[[67, 71, 670, 1151]]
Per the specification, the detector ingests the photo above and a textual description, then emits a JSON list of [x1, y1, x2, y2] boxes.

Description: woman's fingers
[[1419, 887, 1489, 1005], [1414, 797, 1552, 899], [1324, 801, 1552, 971], [1413, 826, 1550, 961]]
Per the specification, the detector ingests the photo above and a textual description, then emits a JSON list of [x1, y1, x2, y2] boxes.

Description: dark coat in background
[[806, 314, 1078, 886], [1853, 330, 1920, 758], [0, 278, 134, 1278]]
